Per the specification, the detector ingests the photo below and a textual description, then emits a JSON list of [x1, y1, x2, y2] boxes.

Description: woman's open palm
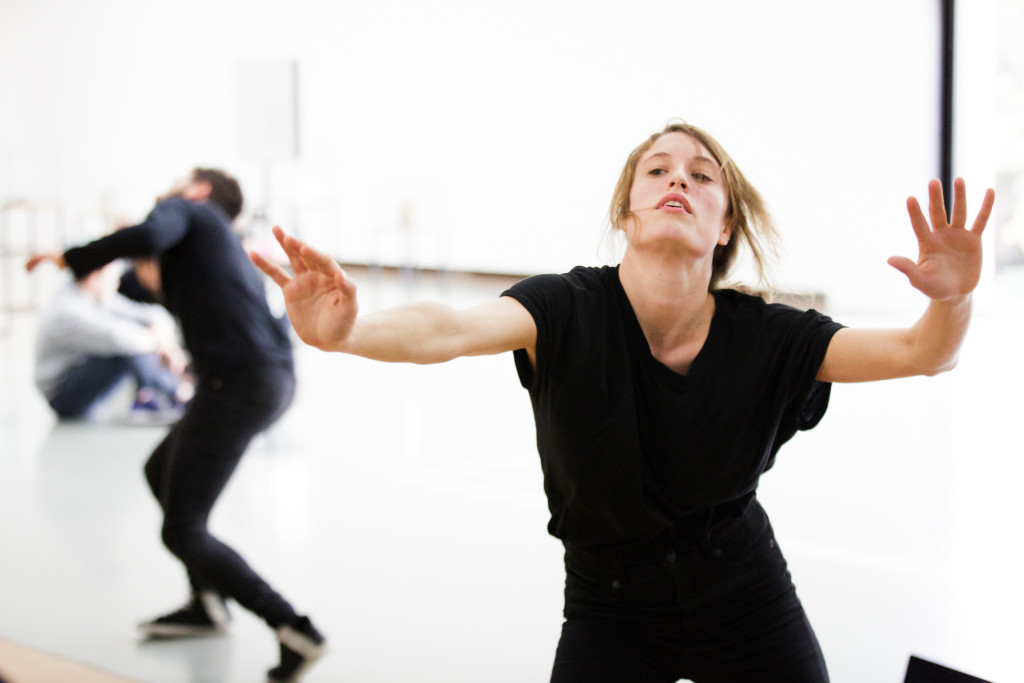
[[888, 178, 995, 301], [250, 226, 358, 351]]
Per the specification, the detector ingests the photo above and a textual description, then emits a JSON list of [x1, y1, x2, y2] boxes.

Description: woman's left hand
[[888, 178, 995, 301]]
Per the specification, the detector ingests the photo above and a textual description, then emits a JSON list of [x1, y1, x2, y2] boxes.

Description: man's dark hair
[[192, 168, 244, 220]]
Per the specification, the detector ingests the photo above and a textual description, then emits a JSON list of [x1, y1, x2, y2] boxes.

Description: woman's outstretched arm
[[817, 178, 996, 383], [250, 226, 537, 364]]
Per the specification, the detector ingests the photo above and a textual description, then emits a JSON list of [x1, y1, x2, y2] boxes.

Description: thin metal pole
[[940, 0, 955, 215]]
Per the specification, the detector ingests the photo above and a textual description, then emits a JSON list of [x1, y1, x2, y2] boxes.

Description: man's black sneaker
[[267, 616, 327, 682], [137, 591, 230, 638]]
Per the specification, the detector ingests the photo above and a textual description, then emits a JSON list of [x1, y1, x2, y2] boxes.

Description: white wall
[[0, 0, 952, 313]]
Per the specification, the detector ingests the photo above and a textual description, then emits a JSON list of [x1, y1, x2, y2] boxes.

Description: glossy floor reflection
[[1, 269, 1021, 683]]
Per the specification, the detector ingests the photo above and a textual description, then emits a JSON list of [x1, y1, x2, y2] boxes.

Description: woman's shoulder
[[503, 265, 618, 326], [510, 265, 614, 294], [714, 287, 840, 340], [564, 264, 617, 289], [712, 287, 769, 314], [714, 287, 822, 314], [713, 287, 806, 327]]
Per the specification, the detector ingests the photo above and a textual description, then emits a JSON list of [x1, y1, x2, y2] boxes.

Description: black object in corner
[[904, 655, 995, 683]]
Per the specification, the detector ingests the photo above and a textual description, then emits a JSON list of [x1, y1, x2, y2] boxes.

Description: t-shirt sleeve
[[767, 304, 845, 448], [501, 272, 578, 390]]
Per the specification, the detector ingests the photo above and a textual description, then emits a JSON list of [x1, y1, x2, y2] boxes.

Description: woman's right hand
[[250, 226, 358, 351]]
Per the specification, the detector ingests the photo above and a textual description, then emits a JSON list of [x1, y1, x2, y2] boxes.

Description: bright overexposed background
[[1, 0, 970, 311]]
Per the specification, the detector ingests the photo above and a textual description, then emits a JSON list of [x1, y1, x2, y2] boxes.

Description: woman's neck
[[618, 249, 716, 373]]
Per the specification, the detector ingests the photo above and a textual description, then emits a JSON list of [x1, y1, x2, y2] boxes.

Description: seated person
[[34, 259, 192, 421]]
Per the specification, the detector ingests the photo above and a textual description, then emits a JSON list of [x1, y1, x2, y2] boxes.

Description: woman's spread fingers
[[249, 251, 293, 288], [298, 240, 343, 275], [905, 196, 932, 243], [927, 179, 949, 229], [950, 177, 968, 228], [970, 187, 996, 235]]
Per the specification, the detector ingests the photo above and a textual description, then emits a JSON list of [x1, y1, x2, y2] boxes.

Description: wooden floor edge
[[0, 638, 139, 683]]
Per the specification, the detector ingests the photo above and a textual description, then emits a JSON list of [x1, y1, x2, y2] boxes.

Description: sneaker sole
[[138, 623, 228, 639], [266, 645, 328, 683]]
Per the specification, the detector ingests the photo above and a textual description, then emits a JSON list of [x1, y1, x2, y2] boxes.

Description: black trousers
[[143, 362, 299, 628], [551, 500, 829, 683]]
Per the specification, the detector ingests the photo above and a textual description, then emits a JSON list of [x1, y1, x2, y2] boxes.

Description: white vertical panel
[[234, 59, 299, 162]]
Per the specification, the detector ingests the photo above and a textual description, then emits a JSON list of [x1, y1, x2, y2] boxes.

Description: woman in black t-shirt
[[252, 121, 994, 682]]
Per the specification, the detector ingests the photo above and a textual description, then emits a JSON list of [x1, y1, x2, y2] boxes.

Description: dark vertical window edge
[[941, 0, 955, 214]]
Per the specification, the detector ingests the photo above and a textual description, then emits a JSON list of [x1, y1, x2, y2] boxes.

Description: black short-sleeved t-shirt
[[503, 265, 844, 552]]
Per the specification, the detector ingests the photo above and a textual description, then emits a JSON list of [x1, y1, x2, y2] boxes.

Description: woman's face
[[625, 132, 731, 257]]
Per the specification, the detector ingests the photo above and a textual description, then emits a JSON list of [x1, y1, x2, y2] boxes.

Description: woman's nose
[[669, 170, 687, 190]]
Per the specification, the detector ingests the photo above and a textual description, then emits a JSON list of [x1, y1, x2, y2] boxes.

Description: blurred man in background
[[25, 168, 325, 682]]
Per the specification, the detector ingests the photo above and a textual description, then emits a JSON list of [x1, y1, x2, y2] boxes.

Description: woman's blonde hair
[[607, 120, 780, 291]]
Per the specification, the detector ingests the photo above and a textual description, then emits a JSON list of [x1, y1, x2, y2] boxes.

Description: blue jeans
[[143, 362, 299, 628], [551, 500, 829, 683], [48, 353, 180, 419]]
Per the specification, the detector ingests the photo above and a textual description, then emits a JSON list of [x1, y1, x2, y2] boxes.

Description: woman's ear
[[620, 213, 638, 242], [718, 222, 733, 246]]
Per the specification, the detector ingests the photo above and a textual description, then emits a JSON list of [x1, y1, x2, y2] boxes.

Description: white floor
[[1, 269, 1022, 683]]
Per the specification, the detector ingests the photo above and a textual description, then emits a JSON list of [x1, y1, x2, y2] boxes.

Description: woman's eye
[[692, 172, 712, 182], [648, 168, 666, 176]]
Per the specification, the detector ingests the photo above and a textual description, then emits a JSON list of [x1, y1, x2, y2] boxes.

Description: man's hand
[[25, 252, 67, 272]]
